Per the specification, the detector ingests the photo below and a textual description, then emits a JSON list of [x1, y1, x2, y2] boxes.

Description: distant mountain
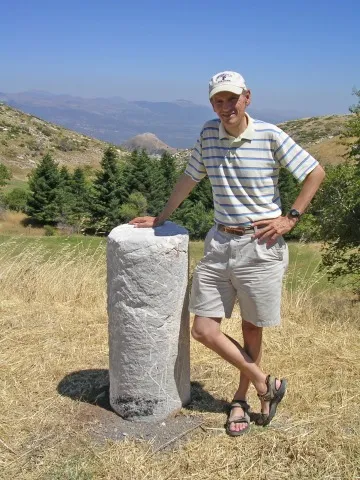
[[123, 133, 176, 155], [0, 102, 350, 180], [0, 90, 305, 148]]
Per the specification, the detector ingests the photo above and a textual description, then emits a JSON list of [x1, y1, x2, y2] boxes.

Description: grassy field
[[0, 234, 359, 479]]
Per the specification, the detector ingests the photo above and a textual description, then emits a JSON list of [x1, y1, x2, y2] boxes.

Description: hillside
[[0, 103, 128, 178], [278, 114, 351, 165], [174, 114, 352, 166], [0, 104, 352, 185]]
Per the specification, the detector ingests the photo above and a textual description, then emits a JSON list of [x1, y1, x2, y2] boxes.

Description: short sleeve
[[184, 133, 207, 182], [274, 129, 319, 182]]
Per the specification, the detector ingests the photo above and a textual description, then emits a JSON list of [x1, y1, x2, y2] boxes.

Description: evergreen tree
[[186, 177, 213, 210], [148, 152, 179, 215], [56, 165, 73, 223], [70, 167, 91, 214], [278, 167, 300, 214], [123, 149, 153, 198], [58, 167, 91, 230], [90, 147, 125, 233], [27, 153, 61, 224], [160, 152, 178, 196]]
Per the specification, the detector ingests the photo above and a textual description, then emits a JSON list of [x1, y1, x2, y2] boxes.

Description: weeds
[[0, 239, 359, 479]]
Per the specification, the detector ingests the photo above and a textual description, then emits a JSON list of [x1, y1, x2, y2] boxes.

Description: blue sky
[[1, 0, 359, 117]]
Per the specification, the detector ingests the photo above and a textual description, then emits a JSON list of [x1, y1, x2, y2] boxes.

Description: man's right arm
[[129, 173, 198, 228]]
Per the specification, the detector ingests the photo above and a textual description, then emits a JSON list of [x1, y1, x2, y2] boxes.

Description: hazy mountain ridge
[[0, 90, 307, 149], [0, 103, 351, 181]]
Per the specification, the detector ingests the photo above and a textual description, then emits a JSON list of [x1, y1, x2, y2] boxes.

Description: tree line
[[0, 90, 359, 293], [0, 148, 214, 239]]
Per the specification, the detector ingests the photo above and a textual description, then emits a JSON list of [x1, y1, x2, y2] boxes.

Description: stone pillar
[[107, 222, 190, 422]]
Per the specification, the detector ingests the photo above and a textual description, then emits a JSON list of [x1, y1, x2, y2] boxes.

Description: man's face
[[211, 90, 251, 129]]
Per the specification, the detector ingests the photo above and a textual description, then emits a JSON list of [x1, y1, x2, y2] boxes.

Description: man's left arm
[[253, 164, 325, 243]]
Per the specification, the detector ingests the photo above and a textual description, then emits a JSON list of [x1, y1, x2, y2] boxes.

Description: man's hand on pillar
[[129, 216, 163, 228]]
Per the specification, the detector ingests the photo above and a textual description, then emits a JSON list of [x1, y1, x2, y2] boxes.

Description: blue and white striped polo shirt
[[184, 114, 319, 227]]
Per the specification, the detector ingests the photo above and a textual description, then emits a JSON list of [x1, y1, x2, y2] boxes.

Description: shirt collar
[[219, 113, 255, 142]]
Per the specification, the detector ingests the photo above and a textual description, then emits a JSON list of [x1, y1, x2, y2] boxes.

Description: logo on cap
[[215, 73, 233, 83]]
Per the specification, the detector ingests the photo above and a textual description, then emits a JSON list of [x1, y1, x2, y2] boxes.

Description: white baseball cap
[[209, 71, 247, 99]]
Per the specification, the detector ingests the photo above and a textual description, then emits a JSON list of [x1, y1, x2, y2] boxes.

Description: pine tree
[[90, 147, 125, 233], [61, 167, 91, 231], [27, 153, 62, 224], [70, 167, 90, 214], [148, 152, 179, 215], [56, 165, 73, 223], [123, 149, 153, 198], [186, 176, 213, 210], [278, 167, 300, 214]]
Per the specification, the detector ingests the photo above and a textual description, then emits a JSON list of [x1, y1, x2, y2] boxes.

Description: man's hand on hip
[[252, 216, 297, 244], [129, 216, 162, 228]]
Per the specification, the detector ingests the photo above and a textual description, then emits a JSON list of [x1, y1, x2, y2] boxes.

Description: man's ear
[[210, 99, 216, 112], [245, 89, 252, 106]]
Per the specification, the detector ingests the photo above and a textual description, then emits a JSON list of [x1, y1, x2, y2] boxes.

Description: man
[[130, 71, 325, 436]]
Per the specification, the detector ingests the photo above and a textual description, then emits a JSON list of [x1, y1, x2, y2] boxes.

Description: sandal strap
[[257, 375, 277, 402], [255, 412, 269, 426], [229, 400, 250, 411], [227, 414, 250, 425]]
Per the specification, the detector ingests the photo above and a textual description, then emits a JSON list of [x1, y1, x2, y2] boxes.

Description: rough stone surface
[[107, 222, 190, 422]]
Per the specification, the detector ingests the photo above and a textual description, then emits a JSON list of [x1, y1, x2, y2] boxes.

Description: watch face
[[290, 209, 301, 218]]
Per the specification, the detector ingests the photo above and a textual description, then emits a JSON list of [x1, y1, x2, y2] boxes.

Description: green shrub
[[3, 188, 29, 212], [44, 225, 56, 236]]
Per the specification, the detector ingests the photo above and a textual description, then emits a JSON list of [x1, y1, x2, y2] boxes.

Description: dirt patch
[[74, 401, 203, 451]]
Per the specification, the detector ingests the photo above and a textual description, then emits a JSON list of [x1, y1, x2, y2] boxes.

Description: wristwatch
[[288, 208, 302, 220]]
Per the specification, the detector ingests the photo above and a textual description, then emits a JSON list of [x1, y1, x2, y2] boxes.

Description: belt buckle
[[224, 226, 246, 236]]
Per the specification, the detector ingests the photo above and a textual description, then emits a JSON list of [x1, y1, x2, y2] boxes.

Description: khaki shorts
[[189, 226, 289, 327]]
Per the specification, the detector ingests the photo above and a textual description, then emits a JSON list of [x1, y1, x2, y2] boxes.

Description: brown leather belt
[[217, 224, 255, 236]]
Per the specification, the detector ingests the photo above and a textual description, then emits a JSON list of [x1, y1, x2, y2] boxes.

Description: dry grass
[[0, 239, 359, 479], [0, 211, 45, 236], [278, 114, 353, 166]]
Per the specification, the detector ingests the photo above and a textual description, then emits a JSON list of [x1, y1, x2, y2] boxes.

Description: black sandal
[[256, 375, 287, 426], [225, 400, 251, 436]]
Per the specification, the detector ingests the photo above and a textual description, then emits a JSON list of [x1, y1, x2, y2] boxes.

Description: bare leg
[[191, 315, 270, 432], [228, 320, 263, 432], [236, 320, 263, 399]]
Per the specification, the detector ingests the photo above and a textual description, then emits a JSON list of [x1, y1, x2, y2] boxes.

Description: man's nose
[[222, 101, 232, 112]]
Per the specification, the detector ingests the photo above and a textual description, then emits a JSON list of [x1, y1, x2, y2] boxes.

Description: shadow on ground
[[57, 369, 229, 414], [57, 369, 111, 410], [57, 369, 226, 448]]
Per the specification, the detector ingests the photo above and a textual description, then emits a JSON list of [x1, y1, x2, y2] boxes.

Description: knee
[[191, 323, 207, 343], [191, 319, 219, 345]]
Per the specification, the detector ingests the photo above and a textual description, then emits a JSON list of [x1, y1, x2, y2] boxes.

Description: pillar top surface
[[108, 222, 188, 244]]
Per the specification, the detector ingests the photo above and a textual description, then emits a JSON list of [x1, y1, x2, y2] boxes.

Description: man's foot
[[225, 400, 251, 436], [256, 375, 287, 426]]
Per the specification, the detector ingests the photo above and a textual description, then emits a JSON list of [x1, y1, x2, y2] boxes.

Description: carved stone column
[[107, 222, 190, 422]]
